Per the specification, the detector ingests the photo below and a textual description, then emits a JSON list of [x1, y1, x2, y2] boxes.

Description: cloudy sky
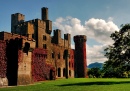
[[0, 0, 130, 65]]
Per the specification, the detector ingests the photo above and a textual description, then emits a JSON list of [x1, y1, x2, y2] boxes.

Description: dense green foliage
[[1, 78, 130, 91], [104, 24, 130, 78], [88, 67, 102, 78]]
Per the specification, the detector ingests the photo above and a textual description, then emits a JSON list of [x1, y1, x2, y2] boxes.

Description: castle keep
[[0, 7, 87, 86]]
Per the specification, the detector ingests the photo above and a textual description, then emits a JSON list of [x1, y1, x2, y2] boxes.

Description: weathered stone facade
[[0, 7, 87, 86]]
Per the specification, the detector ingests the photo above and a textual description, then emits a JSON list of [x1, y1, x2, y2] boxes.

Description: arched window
[[58, 68, 61, 77], [63, 68, 66, 77], [69, 70, 71, 76], [52, 52, 54, 58]]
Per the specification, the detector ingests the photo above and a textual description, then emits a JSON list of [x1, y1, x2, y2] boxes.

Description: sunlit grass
[[1, 78, 130, 91]]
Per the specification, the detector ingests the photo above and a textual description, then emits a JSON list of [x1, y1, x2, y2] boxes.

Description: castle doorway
[[50, 69, 55, 80]]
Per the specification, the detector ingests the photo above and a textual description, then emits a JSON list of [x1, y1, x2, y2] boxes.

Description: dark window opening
[[58, 68, 61, 77], [63, 68, 66, 77], [23, 42, 30, 55], [43, 44, 47, 49], [52, 52, 54, 58], [69, 70, 71, 76], [43, 35, 47, 40], [58, 53, 60, 59], [32, 34, 34, 39]]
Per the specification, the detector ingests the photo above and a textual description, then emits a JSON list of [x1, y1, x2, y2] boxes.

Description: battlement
[[34, 19, 45, 24], [54, 29, 61, 35], [64, 33, 70, 40], [42, 7, 48, 9], [29, 19, 46, 30], [28, 19, 35, 23], [26, 22, 34, 27], [11, 13, 25, 17], [0, 31, 27, 40], [11, 13, 25, 34], [11, 13, 25, 22], [74, 35, 87, 42], [23, 19, 45, 27]]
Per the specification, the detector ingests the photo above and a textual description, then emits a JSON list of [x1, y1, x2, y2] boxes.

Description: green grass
[[1, 78, 130, 91]]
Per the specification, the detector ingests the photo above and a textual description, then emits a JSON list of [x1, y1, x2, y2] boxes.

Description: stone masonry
[[0, 7, 87, 86]]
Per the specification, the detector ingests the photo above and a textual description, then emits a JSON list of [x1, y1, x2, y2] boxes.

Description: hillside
[[87, 62, 103, 69]]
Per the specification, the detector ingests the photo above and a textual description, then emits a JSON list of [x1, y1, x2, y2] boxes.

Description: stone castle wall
[[0, 7, 87, 86]]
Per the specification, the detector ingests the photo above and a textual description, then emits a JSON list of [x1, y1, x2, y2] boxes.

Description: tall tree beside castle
[[104, 24, 130, 77]]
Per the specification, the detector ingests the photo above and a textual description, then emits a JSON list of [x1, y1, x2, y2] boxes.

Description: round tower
[[74, 35, 87, 78]]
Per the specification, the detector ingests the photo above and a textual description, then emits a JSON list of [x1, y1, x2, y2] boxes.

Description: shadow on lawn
[[57, 81, 130, 86]]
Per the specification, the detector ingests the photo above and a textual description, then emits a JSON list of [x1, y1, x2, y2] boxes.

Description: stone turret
[[41, 7, 52, 34], [64, 33, 71, 48], [53, 29, 61, 44], [74, 35, 87, 78], [41, 7, 48, 20]]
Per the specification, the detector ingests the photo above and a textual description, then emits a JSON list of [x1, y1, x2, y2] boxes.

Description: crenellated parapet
[[51, 29, 71, 48], [74, 35, 87, 43]]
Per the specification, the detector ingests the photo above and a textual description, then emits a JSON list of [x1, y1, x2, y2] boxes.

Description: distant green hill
[[87, 62, 103, 69]]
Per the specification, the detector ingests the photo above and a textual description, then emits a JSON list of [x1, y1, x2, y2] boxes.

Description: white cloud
[[87, 44, 108, 65], [85, 18, 119, 45], [53, 16, 119, 65], [53, 16, 86, 36]]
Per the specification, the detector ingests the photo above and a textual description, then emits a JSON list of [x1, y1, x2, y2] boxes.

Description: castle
[[0, 7, 87, 86]]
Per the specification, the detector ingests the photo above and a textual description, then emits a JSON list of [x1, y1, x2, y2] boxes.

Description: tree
[[88, 67, 102, 78], [104, 24, 130, 77]]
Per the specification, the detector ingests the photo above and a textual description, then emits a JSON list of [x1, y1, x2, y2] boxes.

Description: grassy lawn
[[1, 78, 130, 91]]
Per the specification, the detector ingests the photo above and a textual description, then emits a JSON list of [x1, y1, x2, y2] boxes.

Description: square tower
[[11, 13, 25, 34]]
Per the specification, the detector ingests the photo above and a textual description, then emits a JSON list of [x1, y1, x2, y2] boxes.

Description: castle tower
[[11, 13, 25, 34], [64, 33, 71, 48], [53, 29, 61, 44], [74, 35, 87, 78], [41, 7, 48, 20], [41, 7, 52, 34]]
